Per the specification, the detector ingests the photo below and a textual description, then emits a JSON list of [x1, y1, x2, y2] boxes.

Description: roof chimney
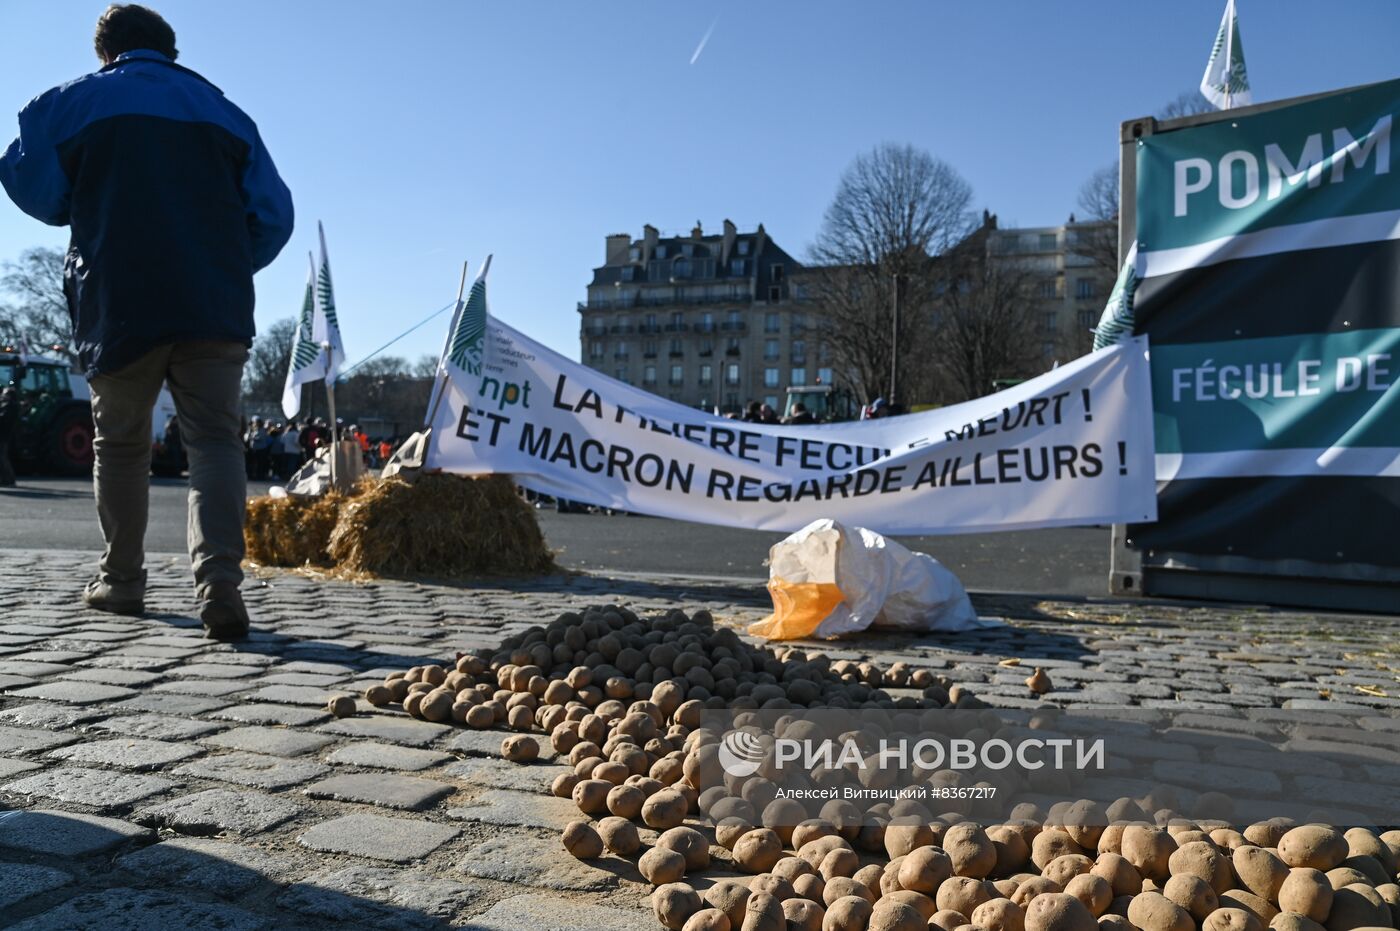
[[642, 224, 659, 264], [721, 218, 737, 264], [605, 233, 631, 266], [691, 220, 703, 238]]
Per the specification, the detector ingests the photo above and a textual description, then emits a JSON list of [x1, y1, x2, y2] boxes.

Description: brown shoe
[[82, 578, 145, 616], [198, 583, 250, 640]]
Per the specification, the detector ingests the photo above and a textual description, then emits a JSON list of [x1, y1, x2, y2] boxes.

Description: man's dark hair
[[94, 4, 177, 63]]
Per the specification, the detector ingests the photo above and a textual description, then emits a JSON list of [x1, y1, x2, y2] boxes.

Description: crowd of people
[[241, 416, 400, 481]]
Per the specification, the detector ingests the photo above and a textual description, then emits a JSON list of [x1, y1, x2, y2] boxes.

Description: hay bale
[[326, 474, 555, 578], [244, 492, 344, 567]]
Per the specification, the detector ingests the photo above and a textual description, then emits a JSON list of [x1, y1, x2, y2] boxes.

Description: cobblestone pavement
[[1, 549, 1397, 929]]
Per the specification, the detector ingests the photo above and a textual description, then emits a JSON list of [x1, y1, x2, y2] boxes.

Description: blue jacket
[[0, 50, 294, 376]]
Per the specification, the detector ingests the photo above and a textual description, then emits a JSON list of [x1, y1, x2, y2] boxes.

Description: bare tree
[[412, 354, 439, 377], [807, 143, 975, 405], [930, 251, 1043, 402], [242, 317, 297, 410], [1157, 90, 1214, 121], [0, 247, 74, 364], [1075, 164, 1120, 274]]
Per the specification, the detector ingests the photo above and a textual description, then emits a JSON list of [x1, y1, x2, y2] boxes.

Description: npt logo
[[718, 731, 766, 777]]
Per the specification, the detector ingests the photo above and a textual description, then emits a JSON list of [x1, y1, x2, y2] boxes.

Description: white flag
[[280, 255, 321, 418], [313, 221, 347, 382], [1200, 0, 1251, 110]]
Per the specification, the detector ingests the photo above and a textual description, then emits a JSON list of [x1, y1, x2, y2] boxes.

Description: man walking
[[0, 380, 20, 487], [0, 5, 294, 638]]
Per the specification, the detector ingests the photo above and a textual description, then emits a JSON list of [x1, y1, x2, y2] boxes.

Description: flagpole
[[422, 260, 472, 431], [322, 342, 338, 490], [1224, 0, 1234, 109]]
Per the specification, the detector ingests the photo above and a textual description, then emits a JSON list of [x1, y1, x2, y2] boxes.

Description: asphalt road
[[0, 476, 1110, 596]]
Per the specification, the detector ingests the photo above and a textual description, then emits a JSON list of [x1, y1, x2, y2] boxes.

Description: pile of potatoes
[[635, 815, 1400, 931], [361, 604, 974, 727]]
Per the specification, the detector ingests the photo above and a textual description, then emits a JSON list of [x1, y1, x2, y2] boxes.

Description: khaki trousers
[[88, 340, 249, 594]]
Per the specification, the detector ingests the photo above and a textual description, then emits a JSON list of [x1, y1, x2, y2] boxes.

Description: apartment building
[[578, 221, 828, 412]]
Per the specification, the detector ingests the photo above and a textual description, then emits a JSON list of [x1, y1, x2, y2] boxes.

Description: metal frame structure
[[1108, 80, 1400, 613]]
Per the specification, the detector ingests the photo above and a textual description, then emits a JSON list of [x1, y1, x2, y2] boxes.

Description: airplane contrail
[[689, 18, 717, 65]]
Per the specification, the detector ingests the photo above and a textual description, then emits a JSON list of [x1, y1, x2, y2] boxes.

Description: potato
[[883, 890, 936, 921], [464, 704, 494, 728], [932, 910, 971, 931], [1012, 877, 1064, 909], [716, 817, 755, 851], [1163, 873, 1219, 922], [782, 897, 826, 931], [363, 685, 391, 706], [561, 820, 604, 859], [572, 778, 611, 815], [801, 835, 854, 869], [500, 734, 538, 763], [640, 846, 688, 885], [884, 820, 936, 859], [733, 828, 784, 873], [1219, 890, 1281, 925], [820, 847, 862, 880], [1335, 856, 1389, 888], [1098, 915, 1133, 931], [683, 908, 731, 931], [1033, 831, 1086, 871], [868, 901, 924, 931], [642, 788, 690, 830], [973, 896, 1027, 931], [852, 863, 885, 895], [605, 782, 645, 819], [1170, 840, 1233, 894], [1267, 914, 1327, 931], [704, 879, 752, 926], [772, 856, 815, 883], [945, 823, 999, 878], [1235, 846, 1290, 901], [1063, 875, 1112, 918], [1324, 868, 1372, 892], [750, 873, 795, 902], [1279, 827, 1348, 872], [1246, 821, 1292, 849], [794, 872, 826, 904], [1204, 908, 1264, 931], [990, 825, 1033, 875], [1322, 884, 1389, 931], [937, 876, 992, 917], [654, 882, 704, 930], [1044, 855, 1094, 889], [1125, 892, 1193, 931], [824, 896, 875, 931], [327, 695, 356, 718], [1276, 866, 1332, 918], [1375, 884, 1400, 926], [1025, 893, 1098, 931], [1344, 828, 1395, 875], [898, 846, 954, 894], [551, 772, 579, 799], [597, 815, 641, 856], [741, 891, 785, 931], [1121, 825, 1177, 882], [1091, 854, 1142, 898], [824, 876, 877, 907]]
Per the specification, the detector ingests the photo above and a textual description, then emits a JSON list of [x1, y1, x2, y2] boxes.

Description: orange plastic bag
[[748, 579, 847, 640]]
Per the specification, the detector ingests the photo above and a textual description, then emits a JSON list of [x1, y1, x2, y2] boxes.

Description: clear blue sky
[[2, 1, 1397, 367]]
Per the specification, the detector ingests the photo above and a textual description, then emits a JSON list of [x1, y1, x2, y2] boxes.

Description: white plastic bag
[[749, 518, 985, 640]]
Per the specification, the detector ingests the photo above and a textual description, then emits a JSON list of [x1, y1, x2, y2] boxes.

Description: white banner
[[426, 318, 1157, 535]]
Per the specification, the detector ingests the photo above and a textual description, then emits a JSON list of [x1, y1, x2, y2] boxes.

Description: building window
[[628, 246, 640, 262], [1075, 278, 1097, 300], [791, 339, 806, 363], [817, 367, 833, 385], [1045, 311, 1058, 331], [673, 258, 690, 278], [764, 312, 779, 333], [643, 365, 656, 385], [764, 339, 779, 361], [764, 395, 779, 408], [1040, 279, 1058, 299], [725, 338, 741, 356], [700, 312, 714, 332], [616, 315, 629, 328], [730, 258, 746, 276], [791, 312, 806, 332], [764, 368, 780, 388], [1079, 309, 1097, 330], [791, 367, 807, 387], [818, 340, 831, 363], [621, 266, 635, 282], [725, 364, 740, 386], [615, 367, 628, 382], [699, 364, 712, 386], [771, 263, 785, 283], [698, 340, 713, 357], [589, 341, 603, 359], [671, 311, 684, 328], [614, 342, 628, 360], [655, 245, 667, 259], [670, 364, 683, 385], [738, 240, 751, 256], [725, 392, 739, 411], [669, 339, 683, 357], [1039, 233, 1057, 251]]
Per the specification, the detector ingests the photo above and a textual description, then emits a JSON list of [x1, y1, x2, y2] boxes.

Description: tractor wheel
[[46, 406, 96, 475]]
